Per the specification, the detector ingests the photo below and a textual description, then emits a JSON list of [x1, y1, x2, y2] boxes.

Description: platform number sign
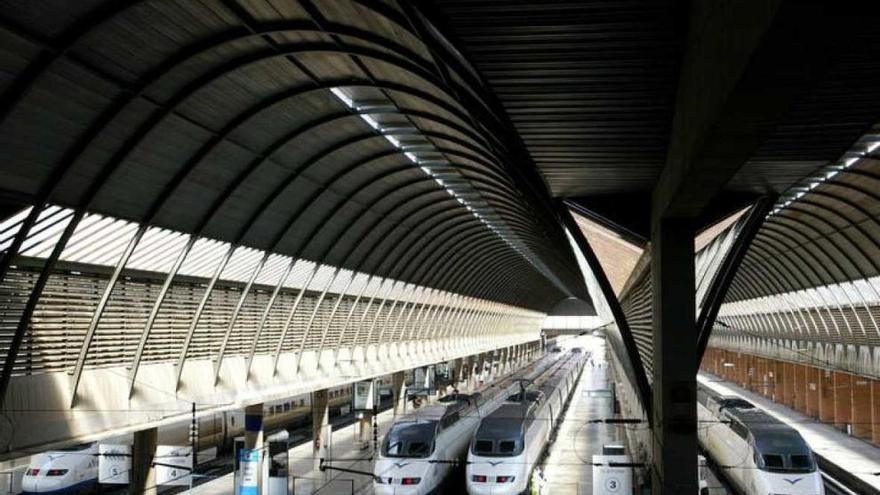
[[592, 454, 633, 495], [155, 445, 193, 486], [605, 477, 621, 492], [98, 444, 131, 484]]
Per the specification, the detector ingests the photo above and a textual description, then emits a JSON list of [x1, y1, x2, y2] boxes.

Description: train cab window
[[474, 440, 493, 455], [753, 430, 816, 473], [383, 422, 437, 458], [761, 454, 784, 469], [790, 455, 813, 471], [498, 441, 517, 454]]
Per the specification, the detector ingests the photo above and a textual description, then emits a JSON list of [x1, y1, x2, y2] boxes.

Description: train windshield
[[753, 430, 816, 473], [382, 422, 436, 458], [471, 419, 524, 457]]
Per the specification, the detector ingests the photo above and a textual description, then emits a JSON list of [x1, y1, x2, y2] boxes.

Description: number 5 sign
[[99, 444, 131, 484]]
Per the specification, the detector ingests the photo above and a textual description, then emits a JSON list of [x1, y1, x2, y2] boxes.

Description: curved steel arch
[[747, 234, 849, 339], [0, 0, 585, 407]]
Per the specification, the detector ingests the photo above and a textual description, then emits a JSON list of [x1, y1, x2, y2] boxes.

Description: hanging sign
[[155, 445, 192, 486], [98, 444, 131, 484], [353, 380, 376, 411]]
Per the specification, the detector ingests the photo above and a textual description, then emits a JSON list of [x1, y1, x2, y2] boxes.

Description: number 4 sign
[[156, 445, 193, 486]]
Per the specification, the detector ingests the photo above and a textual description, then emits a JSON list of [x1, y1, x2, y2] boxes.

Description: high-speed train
[[21, 380, 388, 494], [697, 384, 825, 495], [465, 351, 584, 495], [21, 444, 99, 495], [373, 395, 483, 495], [372, 353, 569, 495]]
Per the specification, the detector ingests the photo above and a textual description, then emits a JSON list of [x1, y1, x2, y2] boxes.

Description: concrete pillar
[[650, 218, 697, 494], [243, 403, 264, 495], [453, 358, 464, 390], [357, 412, 374, 451], [392, 371, 406, 416], [244, 403, 264, 450], [851, 376, 872, 441], [312, 389, 330, 471], [833, 372, 852, 433], [819, 369, 835, 424], [130, 427, 158, 495]]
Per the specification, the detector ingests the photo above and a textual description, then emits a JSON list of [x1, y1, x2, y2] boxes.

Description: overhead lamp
[[354, 100, 396, 113], [381, 126, 420, 135], [330, 87, 354, 107]]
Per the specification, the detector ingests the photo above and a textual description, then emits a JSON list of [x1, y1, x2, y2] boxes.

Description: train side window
[[284, 403, 291, 412]]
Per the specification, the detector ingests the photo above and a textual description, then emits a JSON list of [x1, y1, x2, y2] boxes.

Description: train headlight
[[471, 475, 487, 483], [26, 469, 40, 476], [46, 469, 69, 477], [375, 477, 392, 484], [401, 477, 421, 485], [496, 475, 515, 483]]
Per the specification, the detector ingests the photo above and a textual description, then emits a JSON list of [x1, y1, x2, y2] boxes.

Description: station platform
[[539, 336, 623, 494], [189, 404, 391, 495], [699, 371, 880, 492], [190, 366, 520, 495]]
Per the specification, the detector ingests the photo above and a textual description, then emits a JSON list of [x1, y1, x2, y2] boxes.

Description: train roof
[[726, 408, 811, 452], [396, 400, 472, 424], [474, 402, 531, 439], [487, 402, 531, 420]]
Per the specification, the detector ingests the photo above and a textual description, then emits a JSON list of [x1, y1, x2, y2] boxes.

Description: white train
[[20, 380, 389, 494], [21, 444, 99, 495], [373, 395, 484, 495], [373, 353, 569, 495], [697, 384, 825, 495], [466, 351, 584, 495]]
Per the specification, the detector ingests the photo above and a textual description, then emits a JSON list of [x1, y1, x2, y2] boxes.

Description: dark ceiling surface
[[423, 1, 880, 215], [422, 0, 684, 198]]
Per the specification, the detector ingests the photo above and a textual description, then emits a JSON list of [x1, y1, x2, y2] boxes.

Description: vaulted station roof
[[0, 0, 591, 312]]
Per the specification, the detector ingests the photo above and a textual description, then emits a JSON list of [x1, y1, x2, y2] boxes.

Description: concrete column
[[391, 371, 406, 416], [243, 403, 264, 495], [650, 218, 697, 494], [833, 372, 852, 433], [357, 412, 374, 451], [244, 403, 264, 450], [851, 376, 872, 440], [130, 427, 158, 495], [453, 358, 464, 390], [819, 370, 835, 424], [312, 389, 330, 471]]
